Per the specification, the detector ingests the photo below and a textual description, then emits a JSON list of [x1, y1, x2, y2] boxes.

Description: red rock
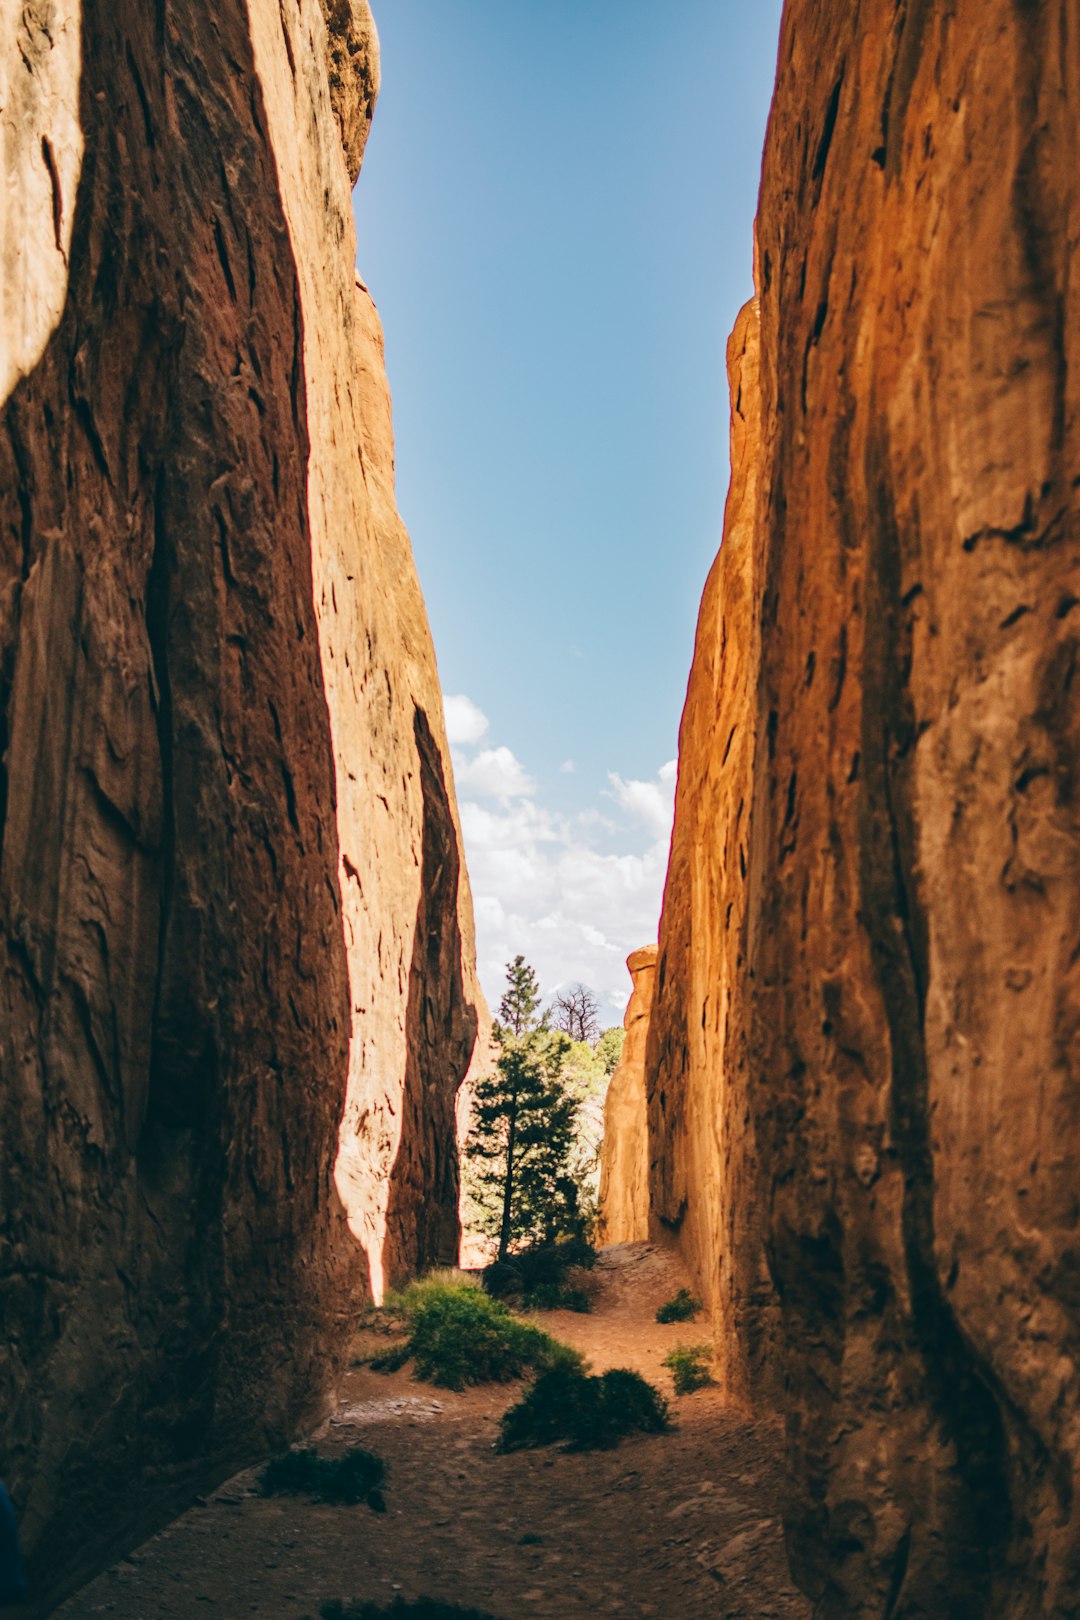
[[597, 945, 657, 1246], [643, 299, 780, 1406], [0, 0, 484, 1597]]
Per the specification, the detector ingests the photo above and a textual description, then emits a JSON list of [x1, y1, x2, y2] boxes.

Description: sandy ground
[[55, 1243, 810, 1620]]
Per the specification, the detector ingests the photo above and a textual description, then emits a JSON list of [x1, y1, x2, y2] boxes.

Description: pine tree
[[467, 957, 582, 1259]]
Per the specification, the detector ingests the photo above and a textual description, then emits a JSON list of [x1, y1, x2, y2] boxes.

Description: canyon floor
[[57, 1244, 810, 1620]]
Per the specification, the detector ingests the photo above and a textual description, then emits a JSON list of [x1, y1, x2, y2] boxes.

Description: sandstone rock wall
[[0, 0, 483, 1599], [621, 3, 1080, 1610], [245, 0, 486, 1303], [597, 945, 656, 1246], [643, 299, 780, 1404], [748, 5, 1080, 1613]]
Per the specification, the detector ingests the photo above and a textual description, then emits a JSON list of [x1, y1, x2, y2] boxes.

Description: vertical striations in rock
[[245, 0, 486, 1302], [597, 945, 657, 1246], [606, 4, 1080, 1611], [643, 297, 780, 1404], [748, 3, 1080, 1613], [0, 0, 484, 1599]]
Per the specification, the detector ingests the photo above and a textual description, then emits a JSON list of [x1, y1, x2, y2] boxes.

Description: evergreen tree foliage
[[467, 957, 583, 1259]]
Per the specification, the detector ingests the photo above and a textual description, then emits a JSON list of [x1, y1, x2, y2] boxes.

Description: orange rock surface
[[597, 945, 657, 1245], [748, 5, 1080, 1611], [0, 0, 484, 1599], [643, 299, 780, 1405]]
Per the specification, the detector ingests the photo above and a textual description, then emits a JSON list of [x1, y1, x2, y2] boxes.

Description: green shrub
[[373, 1278, 581, 1390], [655, 1287, 702, 1324], [321, 1601, 502, 1620], [663, 1342, 714, 1396], [482, 1236, 597, 1300], [260, 1446, 385, 1509], [521, 1282, 592, 1314], [497, 1363, 669, 1453]]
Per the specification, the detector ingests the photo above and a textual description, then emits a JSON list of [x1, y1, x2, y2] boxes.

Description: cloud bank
[[443, 694, 676, 1022]]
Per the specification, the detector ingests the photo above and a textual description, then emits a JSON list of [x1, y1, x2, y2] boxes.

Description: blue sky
[[354, 1, 783, 1019]]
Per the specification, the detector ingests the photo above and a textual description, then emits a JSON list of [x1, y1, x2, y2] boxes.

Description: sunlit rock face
[[597, 945, 657, 1245], [643, 299, 780, 1407], [617, 3, 1080, 1610], [245, 0, 487, 1304], [749, 3, 1080, 1612], [0, 0, 483, 1597]]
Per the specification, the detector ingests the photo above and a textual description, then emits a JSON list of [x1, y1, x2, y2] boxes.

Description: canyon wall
[[751, 4, 1079, 1613], [596, 945, 656, 1245], [0, 0, 483, 1600], [626, 2, 1080, 1615], [642, 299, 780, 1405]]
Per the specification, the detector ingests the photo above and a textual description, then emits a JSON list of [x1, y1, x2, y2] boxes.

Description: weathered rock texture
[[749, 6, 1080, 1613], [626, 4, 1080, 1615], [0, 0, 483, 1599], [643, 300, 780, 1406], [597, 945, 657, 1245]]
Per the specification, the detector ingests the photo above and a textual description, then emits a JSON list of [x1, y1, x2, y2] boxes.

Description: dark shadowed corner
[[382, 707, 480, 1286]]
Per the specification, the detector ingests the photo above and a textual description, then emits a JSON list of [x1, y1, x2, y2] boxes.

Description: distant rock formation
[[0, 0, 484, 1599], [597, 945, 657, 1245], [610, 2, 1080, 1612]]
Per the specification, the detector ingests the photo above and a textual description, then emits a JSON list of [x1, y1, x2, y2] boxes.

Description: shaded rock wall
[[643, 299, 780, 1405], [0, 0, 483, 1598], [597, 945, 657, 1246]]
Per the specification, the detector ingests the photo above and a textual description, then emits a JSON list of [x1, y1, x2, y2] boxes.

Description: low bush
[[260, 1446, 385, 1509], [663, 1342, 713, 1396], [655, 1288, 702, 1325], [482, 1236, 597, 1300], [320, 1600, 502, 1620], [520, 1281, 592, 1314], [372, 1278, 582, 1391], [497, 1363, 669, 1453]]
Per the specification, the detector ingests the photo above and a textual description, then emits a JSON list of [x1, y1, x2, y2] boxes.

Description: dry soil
[[55, 1243, 810, 1620]]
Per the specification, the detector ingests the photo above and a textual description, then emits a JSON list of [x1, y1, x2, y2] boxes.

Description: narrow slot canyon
[[1, 3, 1078, 1619]]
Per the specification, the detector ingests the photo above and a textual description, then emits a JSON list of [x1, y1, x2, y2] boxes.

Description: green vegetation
[[593, 1025, 626, 1076], [467, 957, 585, 1258], [320, 1601, 502, 1620], [482, 1234, 598, 1315], [371, 1276, 582, 1390], [663, 1342, 714, 1396], [522, 1281, 592, 1313], [260, 1445, 385, 1510], [497, 1363, 670, 1453], [655, 1287, 703, 1324], [463, 958, 624, 1262]]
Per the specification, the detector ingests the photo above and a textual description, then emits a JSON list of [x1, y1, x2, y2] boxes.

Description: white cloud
[[559, 759, 576, 774], [454, 745, 536, 800], [443, 693, 490, 746], [455, 759, 675, 1021], [606, 758, 678, 838]]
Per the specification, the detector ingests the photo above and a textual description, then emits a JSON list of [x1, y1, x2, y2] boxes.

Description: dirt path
[[57, 1244, 810, 1620]]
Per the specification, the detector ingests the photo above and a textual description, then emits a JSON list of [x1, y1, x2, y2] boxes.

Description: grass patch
[[372, 1277, 582, 1390], [497, 1363, 669, 1453], [655, 1287, 702, 1324], [663, 1342, 714, 1396], [320, 1602, 502, 1620], [260, 1446, 385, 1510]]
